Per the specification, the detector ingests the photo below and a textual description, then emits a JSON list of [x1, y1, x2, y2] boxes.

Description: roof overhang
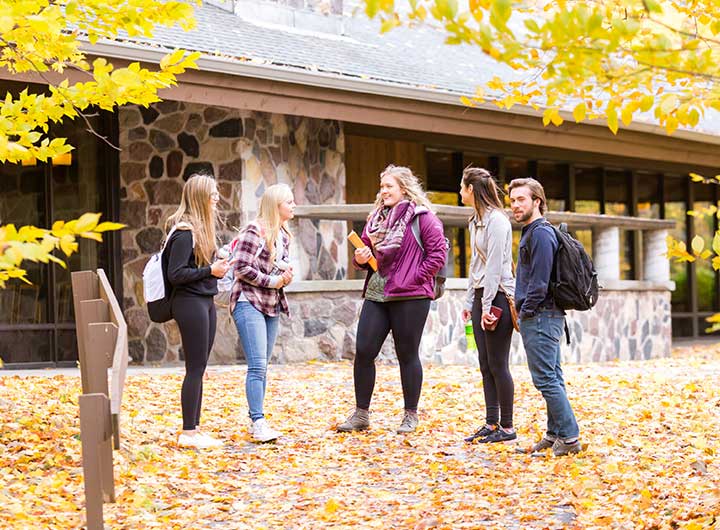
[[83, 39, 720, 148]]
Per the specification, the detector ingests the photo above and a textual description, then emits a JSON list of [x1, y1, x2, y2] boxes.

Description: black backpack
[[546, 222, 599, 311], [411, 215, 451, 300]]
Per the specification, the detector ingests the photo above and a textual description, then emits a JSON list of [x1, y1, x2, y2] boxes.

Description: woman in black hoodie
[[164, 173, 230, 449]]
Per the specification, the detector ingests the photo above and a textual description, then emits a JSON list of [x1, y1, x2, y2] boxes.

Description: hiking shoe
[[514, 436, 557, 455], [464, 424, 498, 443], [480, 428, 517, 444], [178, 432, 223, 449], [250, 418, 280, 443], [552, 438, 582, 457], [532, 436, 557, 452], [336, 408, 370, 432], [396, 410, 419, 434]]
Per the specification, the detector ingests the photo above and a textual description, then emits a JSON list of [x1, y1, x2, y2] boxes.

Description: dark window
[[504, 158, 528, 181], [692, 181, 716, 312], [606, 169, 634, 279], [573, 166, 602, 260], [636, 172, 661, 219], [536, 162, 568, 212], [635, 172, 662, 286], [426, 149, 455, 192], [0, 81, 117, 366], [672, 317, 693, 338], [664, 175, 689, 313]]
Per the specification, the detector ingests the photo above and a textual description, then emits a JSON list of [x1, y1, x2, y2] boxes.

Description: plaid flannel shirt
[[231, 222, 290, 317]]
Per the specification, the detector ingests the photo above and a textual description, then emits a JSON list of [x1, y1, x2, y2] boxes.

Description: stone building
[[1, 0, 718, 368]]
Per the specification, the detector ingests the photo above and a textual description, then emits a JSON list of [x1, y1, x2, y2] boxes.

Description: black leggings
[[172, 293, 217, 431], [472, 288, 514, 428], [354, 299, 431, 411]]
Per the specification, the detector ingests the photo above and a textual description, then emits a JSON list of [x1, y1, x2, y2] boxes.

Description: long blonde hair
[[165, 174, 220, 266], [373, 165, 433, 211], [256, 183, 294, 263]]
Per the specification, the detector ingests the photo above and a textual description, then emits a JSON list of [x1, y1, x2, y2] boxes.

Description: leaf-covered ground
[[1, 345, 719, 529]]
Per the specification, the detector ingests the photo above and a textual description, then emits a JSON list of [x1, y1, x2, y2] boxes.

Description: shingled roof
[[95, 2, 720, 140]]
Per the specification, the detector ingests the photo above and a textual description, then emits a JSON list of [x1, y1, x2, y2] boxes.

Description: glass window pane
[[606, 169, 633, 280], [426, 149, 455, 191], [0, 163, 49, 324], [636, 173, 662, 283], [573, 167, 601, 261], [52, 118, 107, 323], [698, 317, 720, 336], [0, 330, 52, 364], [505, 158, 528, 181], [56, 329, 80, 363], [672, 317, 693, 337], [427, 191, 462, 277], [693, 182, 716, 312], [637, 172, 661, 219], [462, 153, 491, 172], [536, 162, 567, 212], [665, 175, 689, 311]]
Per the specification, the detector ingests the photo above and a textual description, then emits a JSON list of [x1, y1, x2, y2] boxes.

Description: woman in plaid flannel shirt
[[231, 184, 295, 443]]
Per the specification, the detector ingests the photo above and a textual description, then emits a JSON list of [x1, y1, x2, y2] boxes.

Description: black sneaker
[[464, 424, 498, 443], [480, 428, 517, 444]]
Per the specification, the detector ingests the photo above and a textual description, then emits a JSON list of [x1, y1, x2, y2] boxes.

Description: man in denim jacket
[[509, 178, 582, 457]]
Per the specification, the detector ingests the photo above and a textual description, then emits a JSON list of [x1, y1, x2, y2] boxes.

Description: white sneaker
[[178, 432, 223, 449], [250, 418, 280, 443], [195, 431, 223, 447]]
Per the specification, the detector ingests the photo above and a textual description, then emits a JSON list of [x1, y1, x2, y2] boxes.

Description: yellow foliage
[[365, 0, 720, 137], [0, 214, 125, 287], [2, 352, 720, 527], [0, 0, 190, 291], [0, 0, 199, 164]]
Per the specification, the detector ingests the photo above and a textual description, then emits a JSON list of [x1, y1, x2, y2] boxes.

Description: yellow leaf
[[607, 109, 619, 135], [572, 103, 586, 122], [691, 235, 705, 255], [94, 222, 126, 232], [324, 498, 340, 514], [59, 235, 78, 256], [74, 213, 101, 233]]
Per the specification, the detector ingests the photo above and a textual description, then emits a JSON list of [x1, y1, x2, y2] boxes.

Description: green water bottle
[[465, 320, 476, 351]]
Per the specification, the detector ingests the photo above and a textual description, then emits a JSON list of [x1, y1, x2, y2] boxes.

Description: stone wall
[[118, 102, 346, 364], [274, 285, 672, 366]]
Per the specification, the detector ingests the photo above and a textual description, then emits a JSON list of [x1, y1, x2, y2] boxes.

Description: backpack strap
[[410, 215, 424, 252], [163, 222, 195, 252]]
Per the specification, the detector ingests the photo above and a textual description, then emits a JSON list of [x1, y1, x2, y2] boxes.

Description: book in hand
[[485, 305, 503, 331], [347, 231, 378, 271]]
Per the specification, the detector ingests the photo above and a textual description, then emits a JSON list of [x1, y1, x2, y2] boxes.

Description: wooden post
[[72, 268, 129, 527], [84, 322, 116, 396], [79, 393, 112, 529], [71, 271, 99, 394]]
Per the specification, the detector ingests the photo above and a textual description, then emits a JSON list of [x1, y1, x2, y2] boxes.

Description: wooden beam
[[5, 63, 720, 168], [293, 204, 676, 230], [71, 271, 99, 394]]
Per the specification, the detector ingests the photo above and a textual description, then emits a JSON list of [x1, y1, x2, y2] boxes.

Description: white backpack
[[143, 223, 193, 322]]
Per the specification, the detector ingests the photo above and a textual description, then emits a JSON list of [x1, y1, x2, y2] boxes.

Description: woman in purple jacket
[[337, 165, 447, 434]]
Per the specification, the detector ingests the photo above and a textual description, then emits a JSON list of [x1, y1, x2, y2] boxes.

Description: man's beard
[[514, 209, 533, 223]]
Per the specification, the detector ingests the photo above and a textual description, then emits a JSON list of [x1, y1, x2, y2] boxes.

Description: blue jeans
[[519, 308, 579, 440], [232, 301, 280, 421]]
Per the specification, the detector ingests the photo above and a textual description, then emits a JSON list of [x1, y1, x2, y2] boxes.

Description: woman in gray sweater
[[459, 167, 517, 444]]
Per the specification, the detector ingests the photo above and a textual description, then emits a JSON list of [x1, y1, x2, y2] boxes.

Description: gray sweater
[[465, 208, 516, 313]]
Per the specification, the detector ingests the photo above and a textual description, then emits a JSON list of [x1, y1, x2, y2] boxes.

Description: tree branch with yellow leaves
[[0, 0, 200, 289]]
